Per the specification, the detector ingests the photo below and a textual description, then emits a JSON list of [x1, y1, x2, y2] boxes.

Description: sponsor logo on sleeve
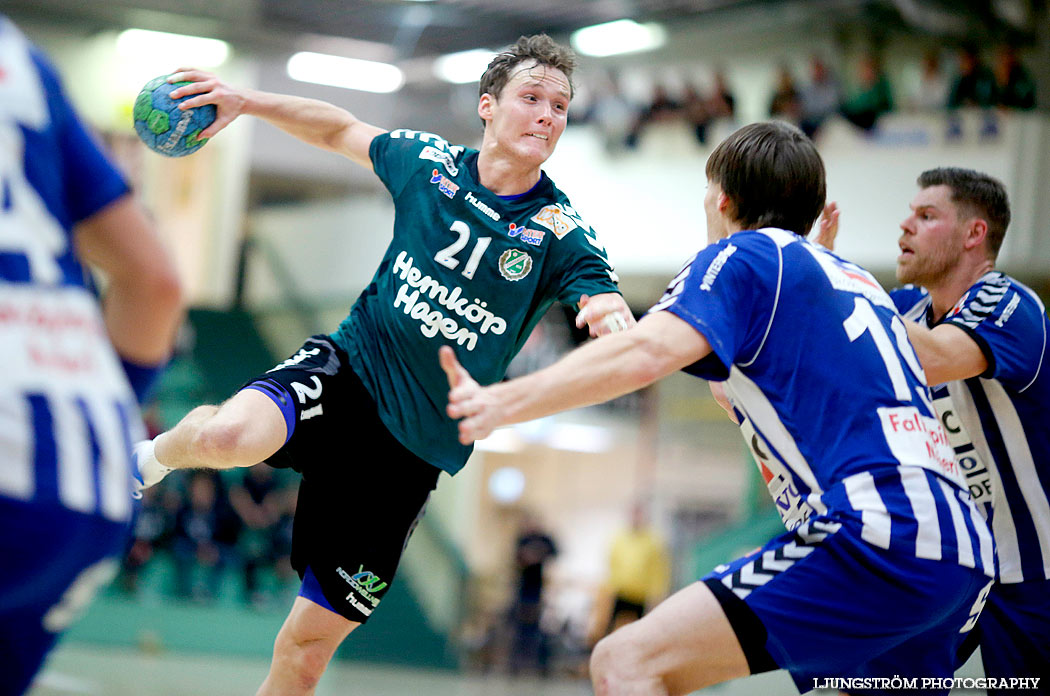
[[498, 249, 533, 281], [429, 169, 459, 199], [507, 222, 544, 246], [419, 145, 459, 176], [530, 204, 580, 239], [700, 244, 737, 291]]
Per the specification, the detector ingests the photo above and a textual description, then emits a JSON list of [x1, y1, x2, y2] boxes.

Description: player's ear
[[717, 190, 731, 214], [478, 93, 494, 124], [965, 218, 988, 251]]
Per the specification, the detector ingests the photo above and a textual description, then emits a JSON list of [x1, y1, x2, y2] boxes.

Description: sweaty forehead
[[506, 61, 571, 96]]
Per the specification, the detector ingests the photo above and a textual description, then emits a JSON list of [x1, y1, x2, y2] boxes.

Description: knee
[[272, 630, 331, 692], [591, 631, 661, 695]]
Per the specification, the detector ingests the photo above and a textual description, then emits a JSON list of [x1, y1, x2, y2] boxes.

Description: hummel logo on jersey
[[466, 191, 500, 221], [721, 520, 841, 599]]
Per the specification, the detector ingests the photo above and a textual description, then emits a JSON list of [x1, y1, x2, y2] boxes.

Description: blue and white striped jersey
[[0, 18, 143, 522], [651, 228, 994, 576], [893, 273, 1050, 583]]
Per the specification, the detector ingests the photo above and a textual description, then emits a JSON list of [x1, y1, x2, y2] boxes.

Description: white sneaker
[[131, 439, 174, 499]]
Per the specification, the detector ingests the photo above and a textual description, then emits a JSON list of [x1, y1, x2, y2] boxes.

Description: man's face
[[897, 185, 967, 286], [479, 61, 570, 167]]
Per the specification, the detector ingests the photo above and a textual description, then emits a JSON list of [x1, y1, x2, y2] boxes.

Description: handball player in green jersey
[[132, 34, 633, 695]]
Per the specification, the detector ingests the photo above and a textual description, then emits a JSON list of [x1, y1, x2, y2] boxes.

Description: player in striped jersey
[[443, 121, 994, 695], [0, 16, 183, 695], [889, 168, 1050, 690]]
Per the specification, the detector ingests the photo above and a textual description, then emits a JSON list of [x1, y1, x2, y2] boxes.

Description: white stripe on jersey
[[939, 478, 976, 569], [0, 397, 33, 498], [844, 471, 892, 549], [54, 396, 94, 514], [900, 465, 942, 561], [951, 381, 1024, 581], [725, 367, 828, 517], [89, 395, 134, 522], [982, 379, 1050, 576]]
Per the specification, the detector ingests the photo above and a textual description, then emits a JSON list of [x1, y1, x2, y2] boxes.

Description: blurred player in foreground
[[131, 34, 632, 695], [443, 121, 994, 695], [822, 168, 1050, 691], [0, 15, 183, 695]]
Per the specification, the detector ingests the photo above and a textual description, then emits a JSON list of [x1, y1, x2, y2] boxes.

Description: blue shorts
[[967, 579, 1050, 693], [703, 516, 992, 695], [0, 497, 130, 696]]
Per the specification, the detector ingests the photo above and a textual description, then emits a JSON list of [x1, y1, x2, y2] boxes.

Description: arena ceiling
[[4, 0, 1040, 60]]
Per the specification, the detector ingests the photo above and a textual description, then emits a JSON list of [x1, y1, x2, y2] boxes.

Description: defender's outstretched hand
[[440, 346, 502, 445], [168, 69, 247, 139], [575, 292, 635, 338], [814, 201, 840, 250]]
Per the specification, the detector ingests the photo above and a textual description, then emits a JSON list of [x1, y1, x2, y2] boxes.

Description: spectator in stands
[[229, 465, 285, 607], [994, 45, 1036, 110], [120, 483, 179, 594], [507, 512, 559, 677], [626, 83, 681, 148], [948, 45, 998, 109], [840, 54, 895, 133], [947, 45, 999, 138], [798, 55, 842, 139], [910, 49, 949, 112], [601, 502, 671, 636], [172, 471, 239, 602], [581, 70, 639, 154], [768, 63, 801, 123]]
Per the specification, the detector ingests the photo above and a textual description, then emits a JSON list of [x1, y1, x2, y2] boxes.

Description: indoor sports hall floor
[[29, 641, 986, 696]]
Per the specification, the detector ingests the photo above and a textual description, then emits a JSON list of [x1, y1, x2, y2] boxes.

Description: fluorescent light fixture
[[287, 51, 404, 93], [570, 19, 667, 57], [433, 49, 497, 84], [116, 28, 229, 67], [475, 427, 525, 453], [488, 466, 526, 503], [546, 423, 612, 453]]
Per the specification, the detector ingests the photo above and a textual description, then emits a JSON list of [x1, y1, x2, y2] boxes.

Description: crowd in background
[[577, 42, 1039, 151]]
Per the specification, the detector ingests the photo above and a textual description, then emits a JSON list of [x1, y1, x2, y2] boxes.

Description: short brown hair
[[917, 167, 1010, 258], [479, 34, 577, 102], [705, 121, 826, 236]]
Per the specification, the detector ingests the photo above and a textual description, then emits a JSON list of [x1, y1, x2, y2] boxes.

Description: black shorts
[[242, 335, 440, 623]]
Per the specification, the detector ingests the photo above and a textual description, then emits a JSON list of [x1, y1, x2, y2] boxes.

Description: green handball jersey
[[331, 129, 621, 474]]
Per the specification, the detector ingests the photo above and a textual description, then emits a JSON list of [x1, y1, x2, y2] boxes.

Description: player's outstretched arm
[[904, 321, 988, 386], [441, 311, 712, 444], [75, 193, 184, 367], [168, 69, 386, 169]]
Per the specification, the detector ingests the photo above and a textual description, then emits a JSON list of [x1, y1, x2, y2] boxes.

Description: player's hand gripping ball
[[133, 75, 216, 157]]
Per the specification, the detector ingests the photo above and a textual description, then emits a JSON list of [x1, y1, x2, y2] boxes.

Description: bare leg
[[591, 581, 750, 696], [257, 596, 359, 696], [154, 389, 288, 471]]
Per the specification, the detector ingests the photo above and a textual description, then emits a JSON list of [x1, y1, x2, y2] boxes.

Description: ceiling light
[[433, 49, 497, 84], [287, 51, 404, 93], [545, 423, 612, 453], [570, 19, 667, 57], [475, 427, 525, 453], [116, 28, 229, 67]]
